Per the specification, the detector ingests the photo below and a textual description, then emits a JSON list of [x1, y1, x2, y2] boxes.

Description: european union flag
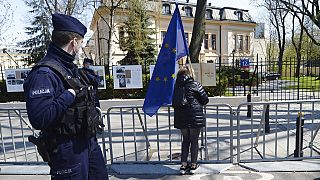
[[143, 4, 189, 117]]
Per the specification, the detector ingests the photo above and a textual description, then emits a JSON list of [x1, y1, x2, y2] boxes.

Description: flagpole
[[186, 56, 195, 78]]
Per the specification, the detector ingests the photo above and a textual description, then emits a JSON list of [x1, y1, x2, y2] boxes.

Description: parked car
[[263, 72, 280, 81]]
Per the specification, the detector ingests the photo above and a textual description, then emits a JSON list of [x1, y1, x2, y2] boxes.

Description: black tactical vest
[[33, 60, 100, 138]]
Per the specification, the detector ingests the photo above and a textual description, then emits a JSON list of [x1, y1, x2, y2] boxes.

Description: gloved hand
[[67, 89, 76, 96]]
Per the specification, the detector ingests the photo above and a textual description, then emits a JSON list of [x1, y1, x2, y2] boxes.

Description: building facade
[[0, 45, 30, 80], [88, 0, 259, 67]]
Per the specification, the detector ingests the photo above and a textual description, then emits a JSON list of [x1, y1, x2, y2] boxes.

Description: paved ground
[[0, 163, 319, 180], [0, 99, 319, 179]]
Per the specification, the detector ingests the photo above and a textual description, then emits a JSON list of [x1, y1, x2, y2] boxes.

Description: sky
[[0, 0, 264, 45]]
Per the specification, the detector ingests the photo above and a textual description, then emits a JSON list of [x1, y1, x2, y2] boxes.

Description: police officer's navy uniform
[[24, 13, 108, 180], [80, 58, 101, 107]]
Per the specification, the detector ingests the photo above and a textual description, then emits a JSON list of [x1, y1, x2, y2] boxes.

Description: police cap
[[52, 13, 87, 37], [83, 58, 94, 65]]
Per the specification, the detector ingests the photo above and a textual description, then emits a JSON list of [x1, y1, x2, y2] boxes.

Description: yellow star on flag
[[165, 44, 169, 48], [163, 77, 168, 81], [172, 48, 176, 53], [156, 77, 160, 81], [171, 74, 175, 78]]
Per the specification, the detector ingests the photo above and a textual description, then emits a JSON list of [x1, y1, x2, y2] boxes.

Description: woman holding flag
[[173, 65, 209, 175]]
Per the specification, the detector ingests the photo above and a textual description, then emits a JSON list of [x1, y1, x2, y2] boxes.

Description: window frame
[[204, 34, 209, 49], [205, 9, 213, 19], [162, 4, 171, 14], [185, 6, 193, 17], [211, 34, 216, 50]]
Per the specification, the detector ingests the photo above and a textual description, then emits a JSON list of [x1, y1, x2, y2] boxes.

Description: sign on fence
[[240, 58, 250, 68], [113, 65, 143, 89], [90, 66, 106, 89], [5, 68, 31, 92]]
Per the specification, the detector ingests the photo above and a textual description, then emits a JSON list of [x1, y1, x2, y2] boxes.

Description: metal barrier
[[236, 100, 320, 163], [0, 108, 40, 163], [104, 104, 235, 164], [0, 107, 106, 164], [1, 100, 319, 165]]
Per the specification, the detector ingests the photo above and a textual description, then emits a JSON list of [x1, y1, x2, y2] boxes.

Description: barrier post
[[247, 93, 252, 118], [294, 113, 304, 157], [264, 104, 270, 133]]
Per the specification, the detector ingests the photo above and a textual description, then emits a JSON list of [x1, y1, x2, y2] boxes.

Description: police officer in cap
[[80, 58, 100, 107], [24, 13, 108, 179]]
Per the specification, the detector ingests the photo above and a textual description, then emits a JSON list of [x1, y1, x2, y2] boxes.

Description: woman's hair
[[52, 31, 83, 47], [177, 65, 195, 79]]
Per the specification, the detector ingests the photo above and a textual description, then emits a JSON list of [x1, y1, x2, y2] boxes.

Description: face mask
[[72, 40, 79, 57]]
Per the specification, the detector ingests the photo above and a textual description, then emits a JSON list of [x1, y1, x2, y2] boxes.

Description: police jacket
[[80, 67, 100, 107], [24, 43, 99, 137], [173, 75, 209, 129]]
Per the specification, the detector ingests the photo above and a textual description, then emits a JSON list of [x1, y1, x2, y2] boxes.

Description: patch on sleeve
[[30, 87, 53, 98]]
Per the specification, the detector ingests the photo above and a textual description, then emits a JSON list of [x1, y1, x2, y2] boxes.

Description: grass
[[281, 76, 320, 90]]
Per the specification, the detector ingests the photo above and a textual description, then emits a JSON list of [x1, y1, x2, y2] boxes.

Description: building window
[[204, 34, 209, 49], [211, 34, 216, 50], [234, 10, 243, 21], [162, 4, 171, 14], [185, 33, 189, 44], [161, 31, 166, 42], [119, 27, 125, 50], [235, 35, 243, 51], [205, 9, 213, 19], [245, 35, 249, 51], [185, 6, 193, 17]]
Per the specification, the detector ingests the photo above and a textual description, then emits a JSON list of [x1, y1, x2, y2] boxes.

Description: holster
[[28, 134, 51, 162]]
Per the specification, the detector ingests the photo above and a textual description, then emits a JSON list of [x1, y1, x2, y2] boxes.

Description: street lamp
[[2, 48, 19, 67]]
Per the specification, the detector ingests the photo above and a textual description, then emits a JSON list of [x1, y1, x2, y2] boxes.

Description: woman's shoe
[[189, 164, 199, 174], [179, 165, 188, 175]]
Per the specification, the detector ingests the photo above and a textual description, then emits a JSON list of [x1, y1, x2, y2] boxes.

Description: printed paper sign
[[113, 65, 143, 89]]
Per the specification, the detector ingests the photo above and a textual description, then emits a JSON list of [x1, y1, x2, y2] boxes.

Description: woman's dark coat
[[173, 75, 209, 129]]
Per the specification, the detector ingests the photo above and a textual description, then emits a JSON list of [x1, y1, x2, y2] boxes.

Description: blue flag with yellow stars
[[143, 4, 189, 117]]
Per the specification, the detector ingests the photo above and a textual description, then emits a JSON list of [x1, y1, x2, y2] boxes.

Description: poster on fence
[[90, 66, 106, 89], [150, 63, 216, 86], [5, 68, 31, 92], [113, 65, 143, 89], [187, 63, 216, 86], [149, 64, 179, 80]]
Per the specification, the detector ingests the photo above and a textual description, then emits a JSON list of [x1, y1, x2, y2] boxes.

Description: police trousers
[[49, 136, 108, 180]]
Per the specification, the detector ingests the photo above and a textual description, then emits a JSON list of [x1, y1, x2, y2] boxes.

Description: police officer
[[80, 58, 100, 107], [23, 13, 108, 180]]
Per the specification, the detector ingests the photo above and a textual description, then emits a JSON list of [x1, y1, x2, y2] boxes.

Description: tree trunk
[[189, 0, 207, 63], [106, 9, 114, 75]]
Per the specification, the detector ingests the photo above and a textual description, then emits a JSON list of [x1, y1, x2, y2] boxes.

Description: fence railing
[[236, 100, 320, 162], [0, 108, 40, 163], [0, 100, 319, 165], [104, 104, 234, 164]]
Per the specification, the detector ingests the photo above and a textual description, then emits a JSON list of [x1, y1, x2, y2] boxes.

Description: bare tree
[[253, 0, 290, 75], [20, 0, 90, 64], [44, 0, 90, 15], [189, 0, 207, 63], [0, 0, 13, 42], [89, 0, 126, 70], [290, 1, 308, 77], [278, 0, 320, 46]]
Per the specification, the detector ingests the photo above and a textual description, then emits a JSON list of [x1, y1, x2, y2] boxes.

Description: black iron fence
[[1, 55, 320, 102], [88, 55, 320, 100]]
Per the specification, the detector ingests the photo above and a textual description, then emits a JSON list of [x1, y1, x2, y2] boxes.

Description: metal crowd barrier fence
[[0, 107, 106, 164], [104, 104, 235, 164], [236, 100, 320, 163], [0, 108, 40, 163], [1, 100, 320, 165]]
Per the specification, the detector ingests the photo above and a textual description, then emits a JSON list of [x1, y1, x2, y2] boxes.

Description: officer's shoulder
[[34, 66, 54, 74]]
